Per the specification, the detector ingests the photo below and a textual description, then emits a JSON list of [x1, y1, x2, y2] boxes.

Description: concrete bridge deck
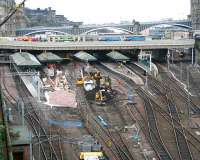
[[0, 39, 194, 51]]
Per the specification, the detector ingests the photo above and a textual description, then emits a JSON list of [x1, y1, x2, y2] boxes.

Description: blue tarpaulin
[[48, 119, 83, 128]]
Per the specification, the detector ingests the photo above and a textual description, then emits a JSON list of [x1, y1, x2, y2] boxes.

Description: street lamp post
[[29, 132, 33, 160]]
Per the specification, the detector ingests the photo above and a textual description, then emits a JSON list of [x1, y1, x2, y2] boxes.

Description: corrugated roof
[[74, 51, 97, 61], [107, 51, 130, 61], [10, 52, 41, 66], [37, 52, 62, 62]]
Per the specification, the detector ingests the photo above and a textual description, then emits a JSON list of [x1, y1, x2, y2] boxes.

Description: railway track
[[189, 68, 200, 97], [16, 77, 62, 160], [137, 89, 173, 160], [0, 64, 63, 160], [95, 63, 174, 159], [125, 63, 146, 79], [99, 63, 199, 160], [96, 63, 136, 88], [157, 64, 200, 114], [166, 89, 193, 160], [141, 88, 200, 157], [144, 74, 200, 158], [77, 86, 135, 160], [65, 63, 138, 160], [100, 62, 200, 159], [0, 65, 17, 106], [147, 73, 194, 160]]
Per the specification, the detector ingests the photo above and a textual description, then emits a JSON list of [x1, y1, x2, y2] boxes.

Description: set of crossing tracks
[[160, 73, 200, 114], [102, 62, 200, 160], [76, 86, 135, 160], [0, 65, 63, 160], [142, 70, 200, 160], [96, 63, 165, 159], [137, 88, 173, 160], [166, 89, 192, 160], [143, 76, 194, 160]]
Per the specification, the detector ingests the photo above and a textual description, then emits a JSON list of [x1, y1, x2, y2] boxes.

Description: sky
[[16, 0, 190, 24]]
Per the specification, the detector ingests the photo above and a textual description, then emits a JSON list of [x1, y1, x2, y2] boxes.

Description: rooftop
[[37, 52, 63, 62], [107, 51, 130, 61], [10, 52, 41, 67], [11, 125, 31, 146], [74, 51, 97, 62]]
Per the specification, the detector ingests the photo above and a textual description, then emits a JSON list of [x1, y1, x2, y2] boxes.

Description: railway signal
[[138, 50, 152, 89], [138, 50, 152, 72]]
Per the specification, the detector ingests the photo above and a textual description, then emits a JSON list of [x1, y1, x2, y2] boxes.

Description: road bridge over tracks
[[0, 39, 195, 51]]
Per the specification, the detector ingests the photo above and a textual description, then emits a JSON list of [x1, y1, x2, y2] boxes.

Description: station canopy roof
[[37, 52, 62, 62], [74, 51, 97, 62], [11, 125, 31, 145], [107, 51, 130, 61], [10, 52, 41, 67]]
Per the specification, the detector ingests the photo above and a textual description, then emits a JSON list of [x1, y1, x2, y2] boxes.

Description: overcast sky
[[16, 0, 190, 24]]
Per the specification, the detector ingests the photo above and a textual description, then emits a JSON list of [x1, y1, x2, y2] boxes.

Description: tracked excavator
[[76, 64, 112, 105]]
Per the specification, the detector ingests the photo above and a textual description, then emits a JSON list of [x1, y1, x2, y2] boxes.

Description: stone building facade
[[191, 0, 200, 30], [15, 8, 29, 29], [0, 0, 16, 36], [24, 7, 82, 27]]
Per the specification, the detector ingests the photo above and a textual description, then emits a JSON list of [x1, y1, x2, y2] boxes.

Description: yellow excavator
[[76, 66, 112, 105], [76, 67, 84, 86], [95, 76, 112, 105], [76, 66, 96, 92], [95, 89, 107, 105]]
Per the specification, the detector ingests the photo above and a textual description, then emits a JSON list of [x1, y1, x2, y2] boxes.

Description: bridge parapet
[[0, 39, 195, 51]]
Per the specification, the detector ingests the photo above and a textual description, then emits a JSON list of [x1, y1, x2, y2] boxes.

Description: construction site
[[0, 48, 199, 160], [0, 0, 199, 159]]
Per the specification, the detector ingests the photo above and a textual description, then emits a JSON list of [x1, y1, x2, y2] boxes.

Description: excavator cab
[[95, 89, 106, 105], [76, 77, 84, 86], [103, 76, 112, 91]]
